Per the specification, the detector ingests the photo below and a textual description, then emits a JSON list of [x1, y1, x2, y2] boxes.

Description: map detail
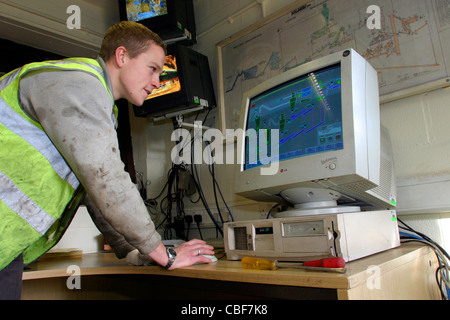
[[221, 0, 450, 130]]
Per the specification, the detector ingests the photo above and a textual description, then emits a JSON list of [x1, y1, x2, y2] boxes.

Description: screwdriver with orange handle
[[241, 256, 347, 274]]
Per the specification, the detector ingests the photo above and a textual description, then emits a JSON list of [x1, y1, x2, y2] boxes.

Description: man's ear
[[114, 46, 128, 68]]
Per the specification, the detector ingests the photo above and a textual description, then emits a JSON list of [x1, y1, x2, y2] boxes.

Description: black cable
[[191, 163, 223, 236], [211, 162, 224, 226], [436, 265, 448, 300], [160, 109, 224, 240], [266, 203, 283, 219], [399, 218, 450, 300], [188, 125, 224, 236], [194, 215, 204, 240], [204, 140, 234, 222], [161, 164, 192, 240], [401, 238, 449, 300], [185, 215, 193, 240], [398, 217, 450, 261]]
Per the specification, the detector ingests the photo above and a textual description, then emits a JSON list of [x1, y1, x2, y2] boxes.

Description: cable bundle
[[143, 109, 234, 241], [398, 217, 450, 300]]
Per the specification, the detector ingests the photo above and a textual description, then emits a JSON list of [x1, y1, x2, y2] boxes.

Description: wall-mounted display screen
[[146, 54, 181, 100], [125, 0, 168, 22]]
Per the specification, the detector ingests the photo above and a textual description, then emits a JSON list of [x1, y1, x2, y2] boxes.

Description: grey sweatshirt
[[18, 58, 161, 258]]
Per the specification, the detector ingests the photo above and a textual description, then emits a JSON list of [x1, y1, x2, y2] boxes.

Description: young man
[[0, 21, 214, 300]]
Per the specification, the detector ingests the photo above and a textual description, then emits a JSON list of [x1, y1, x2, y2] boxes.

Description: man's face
[[119, 42, 165, 106]]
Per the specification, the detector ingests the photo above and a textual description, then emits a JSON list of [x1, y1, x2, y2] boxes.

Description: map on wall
[[219, 0, 450, 130]]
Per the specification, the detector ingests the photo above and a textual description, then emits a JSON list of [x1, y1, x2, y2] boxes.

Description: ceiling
[[0, 0, 120, 58]]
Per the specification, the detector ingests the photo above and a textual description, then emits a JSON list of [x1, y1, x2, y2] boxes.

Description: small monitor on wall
[[118, 0, 196, 45], [133, 44, 216, 119], [124, 0, 169, 21], [147, 53, 181, 100]]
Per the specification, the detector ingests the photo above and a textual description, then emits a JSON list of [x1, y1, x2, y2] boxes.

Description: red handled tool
[[303, 257, 345, 268], [241, 257, 347, 273]]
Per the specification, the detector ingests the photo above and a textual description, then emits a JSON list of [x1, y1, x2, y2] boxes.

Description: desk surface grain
[[23, 243, 432, 292]]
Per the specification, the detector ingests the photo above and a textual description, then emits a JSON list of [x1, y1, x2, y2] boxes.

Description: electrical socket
[[255, 203, 276, 219], [194, 214, 202, 224], [184, 208, 229, 228], [258, 212, 267, 219]]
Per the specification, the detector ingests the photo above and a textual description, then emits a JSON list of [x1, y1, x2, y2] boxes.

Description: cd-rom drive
[[224, 210, 400, 262]]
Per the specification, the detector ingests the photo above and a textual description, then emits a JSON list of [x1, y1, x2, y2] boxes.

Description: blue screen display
[[126, 0, 168, 22], [245, 63, 343, 170]]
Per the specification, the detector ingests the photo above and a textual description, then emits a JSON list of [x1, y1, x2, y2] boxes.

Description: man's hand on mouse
[[147, 239, 215, 270], [170, 239, 215, 270]]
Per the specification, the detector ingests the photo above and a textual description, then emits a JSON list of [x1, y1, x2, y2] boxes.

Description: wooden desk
[[22, 243, 441, 300]]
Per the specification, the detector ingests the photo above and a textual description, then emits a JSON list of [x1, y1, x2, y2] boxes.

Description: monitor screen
[[244, 63, 343, 171], [125, 0, 168, 22], [146, 54, 181, 100]]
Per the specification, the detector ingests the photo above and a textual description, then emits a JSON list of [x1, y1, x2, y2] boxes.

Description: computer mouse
[[196, 255, 218, 264]]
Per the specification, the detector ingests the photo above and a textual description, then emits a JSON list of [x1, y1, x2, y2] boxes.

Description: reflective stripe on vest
[[0, 170, 55, 235], [0, 58, 116, 270], [0, 96, 79, 189]]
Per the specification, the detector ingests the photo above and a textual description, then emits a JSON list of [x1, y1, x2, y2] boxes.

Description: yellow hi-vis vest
[[0, 58, 117, 270]]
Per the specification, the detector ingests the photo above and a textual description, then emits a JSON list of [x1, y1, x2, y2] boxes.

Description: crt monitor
[[235, 49, 397, 217], [133, 44, 216, 119], [118, 0, 196, 45]]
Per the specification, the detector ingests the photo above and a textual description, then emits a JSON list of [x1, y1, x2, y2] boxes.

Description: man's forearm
[[148, 242, 169, 267]]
